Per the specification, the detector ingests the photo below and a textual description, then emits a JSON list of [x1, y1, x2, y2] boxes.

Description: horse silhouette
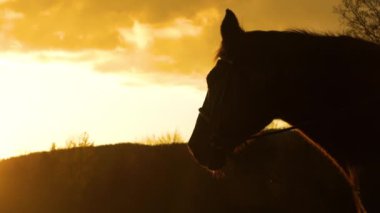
[[188, 9, 379, 212]]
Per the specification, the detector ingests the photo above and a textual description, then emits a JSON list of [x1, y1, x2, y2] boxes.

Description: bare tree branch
[[335, 0, 380, 44]]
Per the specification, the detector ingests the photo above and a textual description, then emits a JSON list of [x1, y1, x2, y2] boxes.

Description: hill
[[0, 131, 358, 213]]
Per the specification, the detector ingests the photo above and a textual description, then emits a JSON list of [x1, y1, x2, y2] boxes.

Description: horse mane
[[216, 29, 379, 60]]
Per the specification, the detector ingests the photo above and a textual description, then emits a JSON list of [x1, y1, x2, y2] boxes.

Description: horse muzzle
[[188, 116, 227, 170]]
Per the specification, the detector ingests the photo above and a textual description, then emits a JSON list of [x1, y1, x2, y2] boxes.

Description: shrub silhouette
[[141, 130, 185, 145], [65, 132, 94, 149]]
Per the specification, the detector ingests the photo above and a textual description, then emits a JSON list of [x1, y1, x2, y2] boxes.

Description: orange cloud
[[0, 0, 341, 50], [0, 0, 342, 77], [0, 0, 225, 50], [118, 18, 203, 50]]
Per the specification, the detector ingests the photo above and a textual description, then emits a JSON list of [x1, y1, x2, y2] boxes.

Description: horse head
[[188, 9, 275, 170]]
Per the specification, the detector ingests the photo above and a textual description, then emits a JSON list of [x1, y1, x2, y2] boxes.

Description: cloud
[[0, 0, 342, 51], [0, 8, 23, 48], [94, 8, 221, 77], [0, 0, 342, 78], [117, 18, 203, 50], [0, 33, 21, 49], [118, 21, 152, 50], [232, 0, 342, 31], [154, 18, 203, 39], [0, 0, 226, 50], [1, 8, 23, 20]]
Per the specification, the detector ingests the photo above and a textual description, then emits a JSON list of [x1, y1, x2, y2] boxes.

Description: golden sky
[[0, 0, 342, 158]]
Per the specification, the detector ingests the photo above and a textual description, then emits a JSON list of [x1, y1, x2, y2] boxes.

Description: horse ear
[[221, 9, 243, 43]]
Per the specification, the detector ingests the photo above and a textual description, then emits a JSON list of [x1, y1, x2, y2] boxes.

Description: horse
[[188, 9, 380, 212]]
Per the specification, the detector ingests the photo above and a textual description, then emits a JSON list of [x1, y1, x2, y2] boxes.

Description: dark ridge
[[0, 134, 358, 213]]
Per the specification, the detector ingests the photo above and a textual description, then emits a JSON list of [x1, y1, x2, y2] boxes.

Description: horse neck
[[277, 67, 380, 165], [246, 33, 380, 166], [272, 58, 379, 130], [269, 36, 380, 127]]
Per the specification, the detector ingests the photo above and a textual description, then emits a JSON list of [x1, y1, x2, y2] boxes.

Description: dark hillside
[[0, 132, 358, 213], [0, 144, 228, 213]]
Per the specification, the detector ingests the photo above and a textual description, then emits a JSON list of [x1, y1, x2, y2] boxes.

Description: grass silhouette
[[140, 130, 185, 145]]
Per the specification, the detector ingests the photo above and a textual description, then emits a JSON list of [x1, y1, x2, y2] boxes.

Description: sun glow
[[0, 51, 204, 159]]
